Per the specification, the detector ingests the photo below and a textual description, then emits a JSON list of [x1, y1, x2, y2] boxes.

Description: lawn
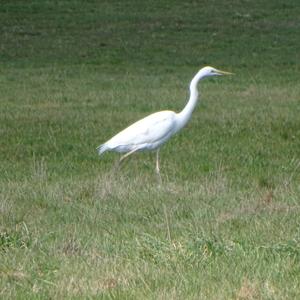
[[0, 1, 300, 299]]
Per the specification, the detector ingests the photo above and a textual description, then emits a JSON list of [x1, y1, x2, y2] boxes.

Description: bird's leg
[[156, 149, 162, 185], [120, 148, 139, 163], [114, 148, 139, 172], [155, 149, 160, 174]]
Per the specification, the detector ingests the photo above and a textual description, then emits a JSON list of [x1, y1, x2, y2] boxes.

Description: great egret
[[97, 66, 232, 179]]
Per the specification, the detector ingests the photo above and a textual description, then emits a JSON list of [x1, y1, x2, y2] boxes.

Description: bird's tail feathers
[[96, 144, 108, 155]]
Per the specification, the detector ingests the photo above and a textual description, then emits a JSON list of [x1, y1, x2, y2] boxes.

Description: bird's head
[[200, 66, 233, 78]]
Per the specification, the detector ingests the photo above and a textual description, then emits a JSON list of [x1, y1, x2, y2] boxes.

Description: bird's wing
[[105, 111, 177, 149]]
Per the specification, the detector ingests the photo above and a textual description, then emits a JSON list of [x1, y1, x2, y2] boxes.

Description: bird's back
[[98, 110, 178, 154]]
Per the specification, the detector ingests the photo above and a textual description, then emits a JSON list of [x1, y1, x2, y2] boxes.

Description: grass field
[[1, 1, 300, 299]]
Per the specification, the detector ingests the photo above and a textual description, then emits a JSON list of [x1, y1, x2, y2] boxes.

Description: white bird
[[97, 66, 232, 179]]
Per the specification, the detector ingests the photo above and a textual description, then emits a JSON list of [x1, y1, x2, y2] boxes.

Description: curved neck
[[176, 70, 204, 130]]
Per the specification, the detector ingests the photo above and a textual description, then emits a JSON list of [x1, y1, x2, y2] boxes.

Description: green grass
[[1, 1, 300, 298]]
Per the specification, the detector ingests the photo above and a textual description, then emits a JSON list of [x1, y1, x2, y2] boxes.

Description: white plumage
[[97, 66, 232, 179], [98, 111, 177, 154]]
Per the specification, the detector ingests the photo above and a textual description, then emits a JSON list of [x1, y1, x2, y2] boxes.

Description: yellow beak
[[216, 69, 234, 75]]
